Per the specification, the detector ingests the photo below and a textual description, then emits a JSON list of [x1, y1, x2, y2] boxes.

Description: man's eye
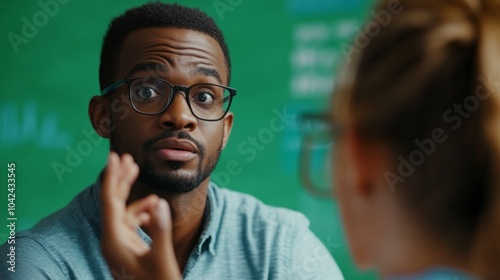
[[134, 86, 159, 100], [193, 92, 215, 104]]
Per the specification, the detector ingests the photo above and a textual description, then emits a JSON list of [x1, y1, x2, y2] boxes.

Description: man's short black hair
[[99, 2, 231, 91]]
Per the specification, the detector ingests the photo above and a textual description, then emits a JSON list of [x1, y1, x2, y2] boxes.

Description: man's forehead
[[127, 62, 223, 84], [116, 27, 227, 83]]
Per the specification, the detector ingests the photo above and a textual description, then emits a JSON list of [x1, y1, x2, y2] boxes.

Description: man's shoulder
[[211, 183, 309, 229], [3, 183, 98, 254], [0, 183, 108, 279], [205, 184, 344, 280]]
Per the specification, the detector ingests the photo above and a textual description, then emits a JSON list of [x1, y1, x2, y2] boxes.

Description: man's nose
[[158, 91, 197, 131]]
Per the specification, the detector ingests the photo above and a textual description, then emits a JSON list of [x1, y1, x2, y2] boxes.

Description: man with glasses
[[0, 3, 342, 279]]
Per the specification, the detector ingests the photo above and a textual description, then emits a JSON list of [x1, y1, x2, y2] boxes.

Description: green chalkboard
[[1, 0, 377, 279]]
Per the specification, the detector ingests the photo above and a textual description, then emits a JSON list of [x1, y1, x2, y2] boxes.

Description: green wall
[[1, 0, 376, 279]]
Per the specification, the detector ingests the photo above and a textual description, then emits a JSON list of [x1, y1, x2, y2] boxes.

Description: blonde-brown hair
[[334, 0, 500, 278]]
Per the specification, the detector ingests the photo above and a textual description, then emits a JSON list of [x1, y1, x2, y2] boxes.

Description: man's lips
[[152, 138, 199, 162]]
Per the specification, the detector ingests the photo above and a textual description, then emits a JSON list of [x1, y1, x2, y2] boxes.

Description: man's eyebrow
[[128, 63, 168, 76], [190, 67, 223, 84]]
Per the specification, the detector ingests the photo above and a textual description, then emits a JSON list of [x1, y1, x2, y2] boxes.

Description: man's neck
[[127, 180, 210, 272]]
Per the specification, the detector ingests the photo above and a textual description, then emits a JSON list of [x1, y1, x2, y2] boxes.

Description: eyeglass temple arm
[[297, 111, 334, 198], [299, 135, 332, 198], [299, 112, 331, 124], [101, 79, 126, 96], [222, 89, 237, 103]]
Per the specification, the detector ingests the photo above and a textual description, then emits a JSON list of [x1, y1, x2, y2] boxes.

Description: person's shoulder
[[0, 234, 66, 279], [24, 185, 96, 237], [0, 183, 105, 279], [17, 207, 77, 245], [0, 205, 82, 279], [210, 184, 344, 279], [211, 183, 310, 229], [5, 183, 98, 254]]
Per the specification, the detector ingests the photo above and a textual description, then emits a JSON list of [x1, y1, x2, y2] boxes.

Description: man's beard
[[139, 141, 222, 193], [111, 129, 222, 193]]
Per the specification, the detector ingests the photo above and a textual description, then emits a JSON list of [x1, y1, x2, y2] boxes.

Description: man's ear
[[221, 112, 234, 149], [89, 96, 112, 138]]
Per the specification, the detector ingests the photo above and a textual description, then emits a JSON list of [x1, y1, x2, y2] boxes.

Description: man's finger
[[102, 152, 122, 226], [114, 153, 139, 201], [102, 152, 120, 204], [145, 199, 181, 278], [126, 195, 160, 226], [102, 152, 139, 230]]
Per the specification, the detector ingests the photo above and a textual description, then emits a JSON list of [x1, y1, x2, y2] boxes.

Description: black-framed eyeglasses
[[101, 77, 237, 121], [298, 112, 339, 198]]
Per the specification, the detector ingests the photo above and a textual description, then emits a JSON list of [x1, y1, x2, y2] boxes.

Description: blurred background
[[1, 0, 376, 278]]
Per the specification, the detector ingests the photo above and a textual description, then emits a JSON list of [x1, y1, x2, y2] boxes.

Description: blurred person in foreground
[[301, 0, 500, 279]]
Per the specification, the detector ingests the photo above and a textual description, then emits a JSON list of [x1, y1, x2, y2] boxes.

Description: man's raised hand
[[101, 152, 181, 280]]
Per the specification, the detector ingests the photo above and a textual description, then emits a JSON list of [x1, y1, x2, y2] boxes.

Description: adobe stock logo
[[7, 0, 70, 54], [212, 106, 295, 186], [341, 0, 405, 63], [213, 0, 243, 21], [384, 74, 499, 192]]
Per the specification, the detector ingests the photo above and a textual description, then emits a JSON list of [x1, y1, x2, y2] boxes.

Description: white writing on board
[[1, 101, 72, 148], [290, 21, 357, 98]]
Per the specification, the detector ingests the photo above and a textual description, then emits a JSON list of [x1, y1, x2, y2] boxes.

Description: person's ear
[[89, 96, 112, 138], [221, 112, 234, 149], [342, 128, 384, 196]]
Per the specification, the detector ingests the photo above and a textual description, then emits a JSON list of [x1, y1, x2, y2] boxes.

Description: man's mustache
[[143, 130, 205, 157]]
